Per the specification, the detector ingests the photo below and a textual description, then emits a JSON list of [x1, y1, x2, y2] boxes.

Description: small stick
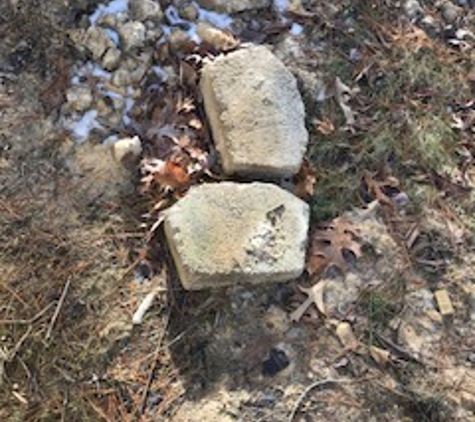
[[0, 302, 55, 325], [139, 312, 171, 416], [288, 379, 341, 422], [45, 277, 72, 341], [288, 377, 372, 422], [132, 287, 167, 325]]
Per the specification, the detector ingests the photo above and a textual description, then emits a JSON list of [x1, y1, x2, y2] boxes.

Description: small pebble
[[112, 68, 132, 87], [119, 21, 146, 51], [112, 136, 143, 163], [102, 47, 122, 71], [196, 22, 238, 50], [66, 86, 93, 112], [84, 26, 115, 60], [168, 28, 191, 51], [404, 0, 423, 20], [179, 4, 199, 21], [129, 0, 163, 22], [441, 1, 461, 23]]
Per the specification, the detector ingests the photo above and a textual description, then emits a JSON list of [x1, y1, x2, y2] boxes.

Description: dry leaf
[[141, 158, 190, 190], [361, 170, 401, 206], [308, 218, 362, 275], [369, 345, 391, 365], [293, 159, 317, 200], [335, 77, 358, 126], [291, 280, 328, 322], [315, 117, 335, 135], [176, 96, 195, 114]]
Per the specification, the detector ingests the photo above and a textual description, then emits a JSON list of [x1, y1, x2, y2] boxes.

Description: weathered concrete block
[[164, 182, 309, 290], [200, 46, 308, 177]]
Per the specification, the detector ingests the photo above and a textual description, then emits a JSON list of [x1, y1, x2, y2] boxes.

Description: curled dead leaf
[[360, 170, 403, 206], [293, 159, 317, 200], [335, 77, 359, 127], [141, 158, 191, 190], [291, 280, 328, 322]]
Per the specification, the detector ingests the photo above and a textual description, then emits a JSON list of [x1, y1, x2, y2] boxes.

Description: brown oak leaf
[[307, 218, 362, 275]]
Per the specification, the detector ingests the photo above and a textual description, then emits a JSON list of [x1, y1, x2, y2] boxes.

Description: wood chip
[[435, 289, 455, 316], [336, 322, 360, 351], [369, 345, 390, 365]]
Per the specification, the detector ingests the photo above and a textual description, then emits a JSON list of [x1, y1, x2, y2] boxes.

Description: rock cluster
[[62, 0, 310, 290], [62, 0, 235, 142]]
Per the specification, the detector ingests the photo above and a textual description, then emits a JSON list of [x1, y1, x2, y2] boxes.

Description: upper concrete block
[[200, 46, 308, 177], [164, 182, 309, 290]]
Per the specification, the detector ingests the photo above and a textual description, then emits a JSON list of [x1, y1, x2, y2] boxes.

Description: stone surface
[[200, 45, 308, 177], [129, 0, 163, 22], [164, 182, 309, 290], [195, 0, 270, 13]]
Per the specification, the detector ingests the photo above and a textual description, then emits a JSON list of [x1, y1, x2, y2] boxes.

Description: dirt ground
[[1, 0, 475, 421]]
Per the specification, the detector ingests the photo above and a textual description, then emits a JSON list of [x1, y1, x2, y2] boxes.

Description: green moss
[[365, 291, 399, 345]]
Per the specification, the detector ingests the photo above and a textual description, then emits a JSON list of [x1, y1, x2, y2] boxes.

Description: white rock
[[102, 47, 122, 71], [112, 136, 142, 163], [403, 0, 423, 20], [179, 4, 199, 21], [129, 0, 163, 22], [119, 21, 146, 51], [196, 22, 238, 50], [168, 28, 191, 51], [200, 45, 308, 177], [145, 27, 164, 41], [164, 182, 309, 290], [66, 86, 93, 111], [195, 0, 270, 13], [112, 68, 132, 87], [84, 26, 115, 60], [440, 1, 461, 23]]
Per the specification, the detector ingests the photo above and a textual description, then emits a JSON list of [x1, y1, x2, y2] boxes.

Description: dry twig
[[288, 377, 372, 422], [45, 277, 72, 341], [139, 312, 171, 416]]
